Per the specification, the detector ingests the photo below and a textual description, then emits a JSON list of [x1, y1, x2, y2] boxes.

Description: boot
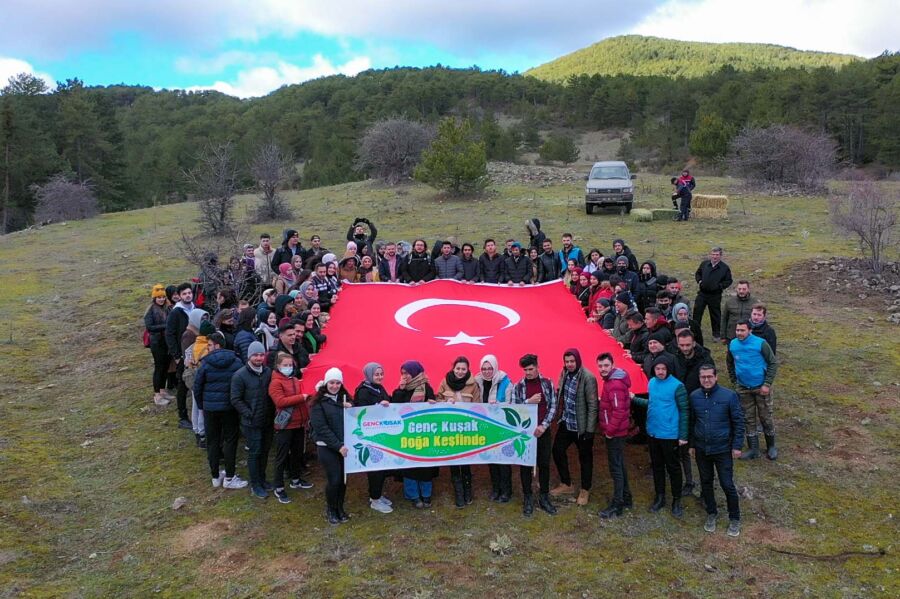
[[623, 491, 633, 510], [649, 494, 666, 513], [765, 434, 778, 460], [550, 483, 574, 497], [462, 471, 473, 505], [452, 475, 465, 508], [337, 487, 350, 522], [671, 498, 684, 519], [538, 493, 558, 516], [489, 473, 501, 502], [522, 494, 534, 517], [740, 435, 760, 460], [576, 489, 590, 506], [599, 500, 623, 519], [499, 471, 512, 503], [326, 506, 340, 525]]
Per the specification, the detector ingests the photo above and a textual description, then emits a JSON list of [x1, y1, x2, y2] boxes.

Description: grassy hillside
[[527, 35, 861, 81], [0, 177, 898, 596]]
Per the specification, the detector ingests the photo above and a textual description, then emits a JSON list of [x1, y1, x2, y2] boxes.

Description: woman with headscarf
[[575, 272, 592, 312], [254, 309, 279, 351], [528, 247, 540, 284], [275, 263, 295, 295], [357, 255, 379, 282], [338, 257, 358, 283], [145, 284, 172, 406], [435, 356, 482, 508], [474, 354, 514, 503], [391, 360, 437, 508], [309, 301, 329, 328], [310, 367, 353, 524], [671, 302, 704, 347], [354, 362, 394, 514], [635, 260, 659, 314], [298, 311, 326, 355]]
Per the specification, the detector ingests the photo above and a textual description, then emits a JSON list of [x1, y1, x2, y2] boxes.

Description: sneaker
[[263, 481, 275, 492], [549, 483, 574, 497], [251, 485, 268, 499], [704, 514, 717, 533], [212, 470, 225, 488], [576, 489, 590, 506], [274, 488, 291, 504], [178, 418, 193, 430], [681, 484, 695, 498], [377, 496, 393, 507], [370, 498, 393, 513], [289, 478, 314, 489], [153, 393, 170, 406], [422, 497, 432, 509], [223, 475, 248, 490], [726, 520, 741, 537], [412, 499, 425, 509]]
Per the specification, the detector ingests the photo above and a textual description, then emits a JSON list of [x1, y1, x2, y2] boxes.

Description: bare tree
[[727, 125, 837, 192], [184, 142, 239, 234], [356, 118, 433, 184], [829, 181, 898, 273], [31, 174, 98, 223], [250, 141, 294, 222]]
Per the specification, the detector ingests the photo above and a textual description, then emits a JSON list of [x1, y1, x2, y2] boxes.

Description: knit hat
[[198, 321, 216, 336], [615, 292, 632, 306], [247, 341, 266, 357], [321, 253, 337, 265], [188, 309, 207, 330], [151, 284, 166, 299], [648, 330, 669, 345], [324, 367, 343, 384], [597, 297, 611, 308], [400, 360, 424, 378], [616, 255, 629, 265]]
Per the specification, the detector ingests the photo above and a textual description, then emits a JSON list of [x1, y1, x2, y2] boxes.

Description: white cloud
[[632, 0, 897, 57], [186, 54, 372, 98], [174, 51, 266, 75], [0, 57, 55, 90]]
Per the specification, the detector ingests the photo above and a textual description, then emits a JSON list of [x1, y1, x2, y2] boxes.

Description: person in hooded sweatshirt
[[614, 256, 639, 293], [635, 261, 659, 313], [193, 332, 246, 490], [526, 218, 546, 253], [310, 367, 353, 524], [270, 229, 304, 272], [632, 354, 689, 519], [231, 341, 275, 499], [474, 354, 514, 502], [353, 363, 394, 514], [268, 351, 313, 505], [435, 357, 482, 508], [596, 352, 634, 518], [612, 239, 639, 273]]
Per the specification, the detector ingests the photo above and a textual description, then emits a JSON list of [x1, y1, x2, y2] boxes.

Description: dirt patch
[[172, 518, 235, 554], [200, 548, 251, 577], [423, 561, 478, 587], [262, 554, 310, 592], [792, 424, 886, 470], [743, 522, 801, 548]]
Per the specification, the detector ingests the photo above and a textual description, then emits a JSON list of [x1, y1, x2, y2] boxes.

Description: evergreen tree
[[415, 118, 488, 194]]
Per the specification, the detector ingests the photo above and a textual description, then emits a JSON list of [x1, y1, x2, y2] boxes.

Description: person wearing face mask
[[435, 357, 482, 508], [474, 355, 513, 502], [354, 363, 394, 514], [614, 256, 638, 293], [310, 368, 354, 524], [612, 238, 639, 273], [268, 352, 313, 504]]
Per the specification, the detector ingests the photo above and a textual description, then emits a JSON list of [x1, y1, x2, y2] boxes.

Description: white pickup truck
[[584, 161, 636, 214]]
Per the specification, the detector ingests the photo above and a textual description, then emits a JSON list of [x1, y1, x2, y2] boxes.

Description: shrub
[[829, 181, 898, 273], [539, 134, 580, 164], [356, 118, 433, 185], [250, 141, 295, 223], [31, 174, 98, 223], [414, 118, 488, 195], [185, 142, 239, 234]]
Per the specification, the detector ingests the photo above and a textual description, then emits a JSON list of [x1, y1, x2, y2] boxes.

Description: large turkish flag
[[301, 280, 648, 395]]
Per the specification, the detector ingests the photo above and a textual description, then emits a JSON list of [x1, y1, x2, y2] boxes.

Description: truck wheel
[[625, 203, 633, 214], [585, 204, 593, 215]]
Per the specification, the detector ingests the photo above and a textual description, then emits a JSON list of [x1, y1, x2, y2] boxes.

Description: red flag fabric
[[301, 280, 648, 395]]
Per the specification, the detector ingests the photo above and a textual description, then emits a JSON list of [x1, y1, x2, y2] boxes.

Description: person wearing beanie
[[145, 284, 172, 406], [473, 355, 514, 502], [612, 294, 634, 344], [632, 354, 689, 519], [232, 307, 257, 363], [310, 368, 353, 524], [550, 349, 598, 507], [270, 229, 303, 273], [230, 340, 275, 499], [268, 349, 314, 504], [193, 331, 245, 490], [391, 361, 437, 507], [641, 333, 676, 379], [614, 255, 639, 292]]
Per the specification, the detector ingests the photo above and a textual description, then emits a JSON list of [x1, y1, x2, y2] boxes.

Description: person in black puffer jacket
[[635, 261, 659, 313], [230, 342, 274, 498], [310, 367, 353, 524], [193, 333, 245, 489], [400, 239, 435, 283]]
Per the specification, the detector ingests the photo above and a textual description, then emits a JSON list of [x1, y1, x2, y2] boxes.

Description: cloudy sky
[[1, 0, 896, 98]]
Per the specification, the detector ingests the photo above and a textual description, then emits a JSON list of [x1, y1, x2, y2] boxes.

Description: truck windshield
[[589, 166, 629, 180]]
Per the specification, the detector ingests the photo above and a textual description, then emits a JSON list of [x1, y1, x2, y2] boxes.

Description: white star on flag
[[434, 331, 492, 346]]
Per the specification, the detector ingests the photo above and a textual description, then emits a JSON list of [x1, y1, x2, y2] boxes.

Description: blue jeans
[[403, 478, 432, 500]]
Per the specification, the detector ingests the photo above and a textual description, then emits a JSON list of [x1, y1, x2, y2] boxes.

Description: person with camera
[[347, 217, 378, 258]]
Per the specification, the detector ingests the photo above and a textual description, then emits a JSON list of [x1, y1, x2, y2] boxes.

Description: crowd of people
[[143, 215, 779, 535]]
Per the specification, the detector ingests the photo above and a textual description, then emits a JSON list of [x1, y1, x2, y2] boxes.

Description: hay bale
[[630, 208, 653, 222], [691, 194, 728, 219], [650, 208, 679, 221]]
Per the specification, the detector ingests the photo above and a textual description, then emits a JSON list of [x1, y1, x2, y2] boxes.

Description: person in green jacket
[[632, 354, 689, 519]]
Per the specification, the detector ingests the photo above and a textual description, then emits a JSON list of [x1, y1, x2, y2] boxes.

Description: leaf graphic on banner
[[503, 408, 521, 427], [362, 446, 370, 465], [522, 418, 531, 429], [513, 438, 526, 457], [356, 408, 367, 430]]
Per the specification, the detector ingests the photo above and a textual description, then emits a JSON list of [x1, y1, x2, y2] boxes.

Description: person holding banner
[[474, 355, 514, 503], [391, 361, 438, 509], [354, 363, 394, 515], [309, 368, 353, 525], [511, 354, 558, 517], [435, 357, 482, 508]]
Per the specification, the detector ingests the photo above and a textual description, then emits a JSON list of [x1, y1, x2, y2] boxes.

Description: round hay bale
[[630, 208, 653, 222]]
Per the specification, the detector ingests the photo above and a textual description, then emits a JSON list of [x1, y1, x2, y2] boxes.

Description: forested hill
[[527, 35, 861, 81]]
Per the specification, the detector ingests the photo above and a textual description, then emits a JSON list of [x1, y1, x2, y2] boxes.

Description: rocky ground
[[791, 257, 900, 323], [487, 161, 586, 186]]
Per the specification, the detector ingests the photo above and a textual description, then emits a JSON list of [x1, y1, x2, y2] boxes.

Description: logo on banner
[[393, 298, 521, 346]]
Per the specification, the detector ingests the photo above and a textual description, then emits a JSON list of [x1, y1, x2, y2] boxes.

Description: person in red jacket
[[269, 351, 314, 503], [596, 352, 634, 519]]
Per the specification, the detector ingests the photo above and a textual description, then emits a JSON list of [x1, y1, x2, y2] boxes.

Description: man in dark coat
[[612, 239, 639, 272], [400, 239, 435, 283], [477, 239, 504, 283], [501, 243, 532, 285], [231, 341, 274, 498], [750, 303, 777, 354], [536, 239, 561, 282], [270, 229, 304, 272], [459, 243, 479, 282], [347, 218, 377, 257], [165, 282, 196, 429], [694, 247, 733, 342]]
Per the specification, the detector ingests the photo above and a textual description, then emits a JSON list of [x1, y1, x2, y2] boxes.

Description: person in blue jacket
[[688, 364, 744, 538]]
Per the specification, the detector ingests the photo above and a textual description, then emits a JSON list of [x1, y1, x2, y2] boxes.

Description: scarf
[[445, 369, 470, 392], [360, 362, 385, 395], [304, 330, 318, 353], [401, 372, 429, 402], [750, 318, 767, 331]]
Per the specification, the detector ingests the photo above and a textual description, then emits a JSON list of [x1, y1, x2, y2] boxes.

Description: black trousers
[[150, 343, 169, 393], [605, 436, 632, 504], [551, 423, 594, 490], [520, 431, 552, 496], [205, 409, 239, 478], [680, 444, 694, 486], [175, 361, 189, 420], [318, 446, 346, 510], [243, 425, 274, 487], [273, 427, 304, 489], [695, 448, 740, 521], [693, 291, 723, 337], [449, 465, 471, 480], [648, 437, 683, 498], [367, 470, 386, 500], [489, 464, 512, 495]]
